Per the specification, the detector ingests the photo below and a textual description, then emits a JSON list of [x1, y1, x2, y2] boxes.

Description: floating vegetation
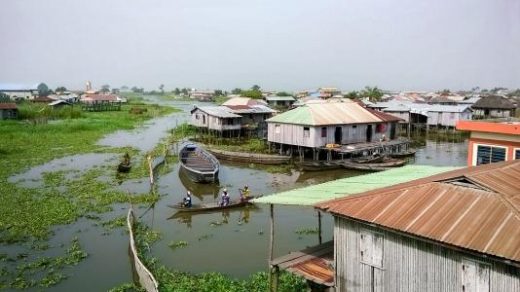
[[168, 240, 189, 250], [101, 216, 127, 230], [294, 227, 319, 235], [0, 237, 87, 289]]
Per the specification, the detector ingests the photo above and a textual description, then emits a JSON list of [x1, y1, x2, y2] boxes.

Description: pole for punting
[[268, 204, 278, 292]]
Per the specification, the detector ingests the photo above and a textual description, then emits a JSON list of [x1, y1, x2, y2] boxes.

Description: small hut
[[472, 95, 516, 119]]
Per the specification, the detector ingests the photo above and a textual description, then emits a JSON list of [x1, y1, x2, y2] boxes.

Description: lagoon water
[[4, 97, 468, 291]]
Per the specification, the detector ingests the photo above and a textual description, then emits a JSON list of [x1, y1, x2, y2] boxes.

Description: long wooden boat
[[351, 154, 384, 164], [389, 149, 417, 158], [298, 161, 343, 171], [341, 158, 406, 172], [179, 143, 219, 183], [169, 196, 260, 213], [207, 148, 291, 165]]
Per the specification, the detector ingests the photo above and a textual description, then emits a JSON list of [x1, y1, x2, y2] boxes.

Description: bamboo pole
[[268, 204, 276, 292]]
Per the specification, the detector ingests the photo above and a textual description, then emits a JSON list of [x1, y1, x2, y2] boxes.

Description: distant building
[[316, 160, 520, 292], [266, 99, 401, 149], [0, 103, 18, 119], [456, 119, 520, 166], [0, 84, 38, 101], [190, 97, 275, 138], [472, 95, 516, 119], [264, 96, 296, 108], [189, 90, 214, 101]]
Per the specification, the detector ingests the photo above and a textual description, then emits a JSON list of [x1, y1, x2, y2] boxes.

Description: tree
[[241, 89, 263, 99], [214, 89, 224, 96], [181, 88, 189, 96], [55, 86, 67, 93], [275, 91, 292, 97], [0, 92, 10, 102], [121, 85, 129, 90], [37, 83, 50, 97], [439, 89, 451, 96], [100, 84, 110, 93], [344, 91, 359, 99], [159, 84, 164, 94], [360, 86, 383, 102], [173, 88, 181, 95], [111, 88, 120, 94], [251, 85, 261, 91], [231, 88, 242, 95]]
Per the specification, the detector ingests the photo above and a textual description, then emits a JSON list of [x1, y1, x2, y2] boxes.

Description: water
[[4, 97, 470, 291]]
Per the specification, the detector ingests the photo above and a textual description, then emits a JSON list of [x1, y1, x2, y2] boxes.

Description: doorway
[[334, 127, 342, 144], [366, 125, 373, 142]]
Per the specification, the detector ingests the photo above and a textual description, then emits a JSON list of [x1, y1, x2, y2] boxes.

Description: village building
[[0, 84, 38, 101], [472, 95, 516, 119], [266, 100, 402, 159], [80, 93, 122, 111], [190, 97, 275, 138], [370, 101, 472, 128], [264, 96, 296, 109], [456, 119, 520, 166], [189, 90, 214, 101], [313, 160, 520, 292], [0, 103, 18, 119]]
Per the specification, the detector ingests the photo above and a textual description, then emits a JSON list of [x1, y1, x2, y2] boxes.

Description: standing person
[[183, 191, 192, 208], [220, 189, 230, 207]]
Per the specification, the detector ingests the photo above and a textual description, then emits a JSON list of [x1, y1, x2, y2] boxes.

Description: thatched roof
[[473, 95, 515, 109]]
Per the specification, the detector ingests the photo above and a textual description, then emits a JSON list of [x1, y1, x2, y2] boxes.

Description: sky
[[1, 0, 519, 92]]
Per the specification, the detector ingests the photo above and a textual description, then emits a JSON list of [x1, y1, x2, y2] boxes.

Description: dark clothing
[[183, 196, 192, 208]]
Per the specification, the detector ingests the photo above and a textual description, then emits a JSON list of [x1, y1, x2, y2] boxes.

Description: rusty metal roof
[[0, 103, 17, 109], [272, 241, 334, 286], [316, 160, 520, 263]]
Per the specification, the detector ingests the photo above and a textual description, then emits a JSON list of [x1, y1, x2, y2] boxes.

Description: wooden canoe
[[341, 158, 406, 171], [207, 148, 291, 165], [389, 149, 417, 158], [179, 143, 219, 183], [117, 162, 131, 173], [169, 196, 260, 213]]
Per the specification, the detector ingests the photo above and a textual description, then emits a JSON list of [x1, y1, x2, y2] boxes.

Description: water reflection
[[178, 167, 221, 200]]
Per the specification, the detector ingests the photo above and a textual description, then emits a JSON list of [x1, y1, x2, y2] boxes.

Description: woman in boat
[[183, 191, 192, 208], [220, 189, 230, 207]]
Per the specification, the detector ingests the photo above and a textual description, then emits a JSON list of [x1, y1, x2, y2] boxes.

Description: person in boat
[[183, 191, 192, 208], [239, 185, 250, 202], [220, 189, 230, 207]]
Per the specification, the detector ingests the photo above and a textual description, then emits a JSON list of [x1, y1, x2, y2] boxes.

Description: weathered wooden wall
[[267, 123, 395, 147], [334, 217, 520, 292]]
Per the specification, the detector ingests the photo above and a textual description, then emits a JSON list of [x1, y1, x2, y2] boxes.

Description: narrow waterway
[[4, 97, 469, 291]]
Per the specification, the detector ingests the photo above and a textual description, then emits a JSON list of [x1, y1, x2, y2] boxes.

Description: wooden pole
[[318, 210, 322, 245], [268, 204, 275, 292]]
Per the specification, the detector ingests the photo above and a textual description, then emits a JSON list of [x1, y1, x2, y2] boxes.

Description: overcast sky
[[1, 0, 519, 92]]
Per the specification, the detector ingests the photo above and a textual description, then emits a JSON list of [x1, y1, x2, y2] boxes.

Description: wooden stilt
[[318, 210, 322, 245], [268, 204, 276, 292]]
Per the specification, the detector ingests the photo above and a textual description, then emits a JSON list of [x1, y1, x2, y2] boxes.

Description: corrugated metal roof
[[316, 160, 520, 262], [227, 104, 276, 114], [266, 100, 387, 126], [265, 96, 295, 101], [0, 103, 17, 109], [222, 97, 267, 106], [193, 106, 242, 118], [252, 165, 458, 206]]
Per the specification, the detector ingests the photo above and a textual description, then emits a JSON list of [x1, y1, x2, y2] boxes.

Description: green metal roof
[[253, 165, 460, 206], [266, 106, 314, 125]]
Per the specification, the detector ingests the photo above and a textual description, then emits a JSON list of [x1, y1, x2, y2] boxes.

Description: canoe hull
[[179, 143, 219, 184], [170, 196, 260, 213]]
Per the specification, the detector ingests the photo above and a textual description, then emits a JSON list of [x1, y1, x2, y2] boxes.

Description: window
[[321, 127, 327, 138], [515, 149, 520, 160], [461, 259, 490, 292], [475, 145, 506, 165], [275, 124, 280, 134], [352, 125, 357, 134], [195, 114, 199, 120], [359, 229, 383, 268], [303, 127, 310, 138], [202, 115, 206, 124]]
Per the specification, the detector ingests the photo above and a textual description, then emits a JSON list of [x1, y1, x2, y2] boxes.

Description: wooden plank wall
[[334, 217, 520, 292]]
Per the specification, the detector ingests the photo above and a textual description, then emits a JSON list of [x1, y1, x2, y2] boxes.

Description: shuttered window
[[321, 127, 327, 138], [515, 149, 520, 160], [303, 127, 310, 138], [476, 145, 506, 165], [359, 229, 384, 268], [461, 259, 490, 292]]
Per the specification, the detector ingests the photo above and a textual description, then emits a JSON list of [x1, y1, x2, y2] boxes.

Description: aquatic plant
[[294, 227, 319, 235], [168, 240, 189, 250]]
